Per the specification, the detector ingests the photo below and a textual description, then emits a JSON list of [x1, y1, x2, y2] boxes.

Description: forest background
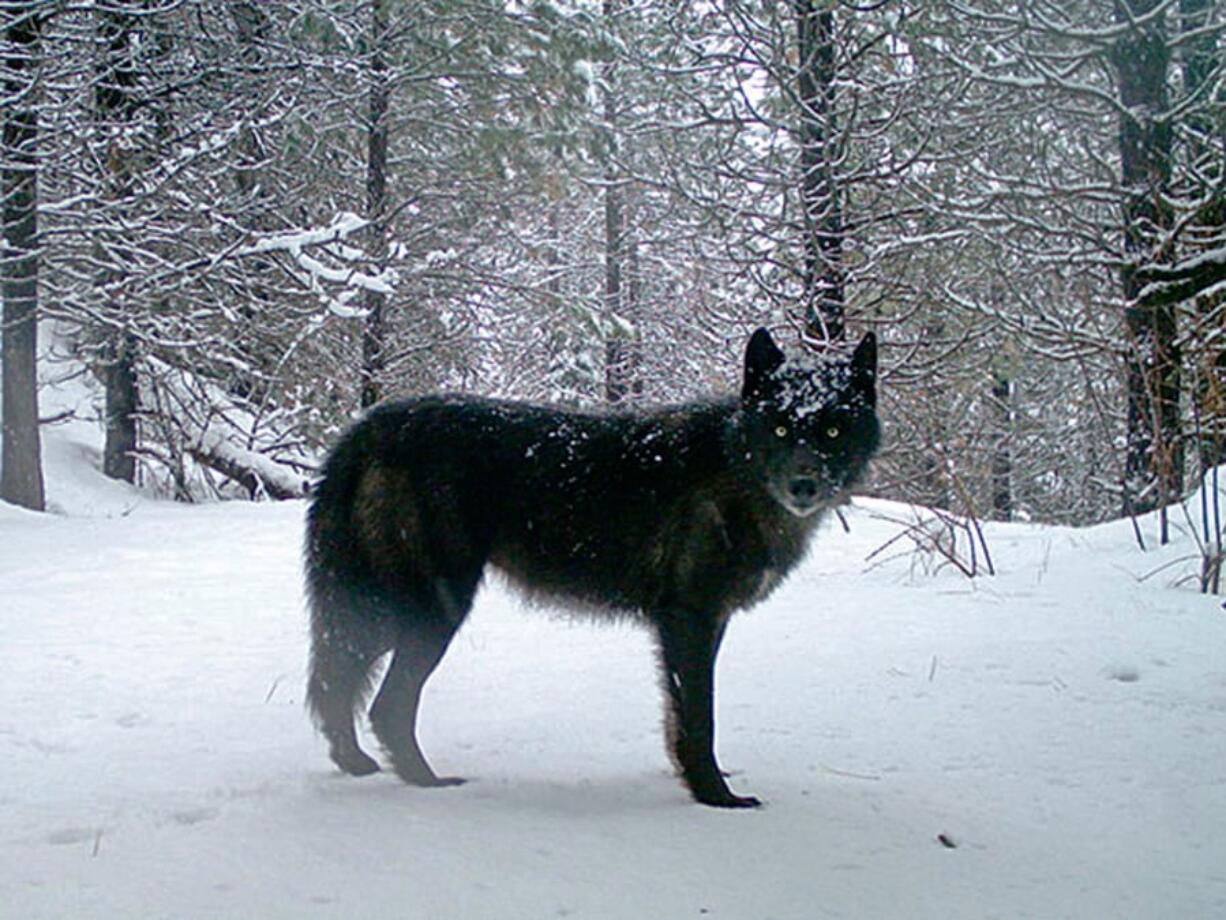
[[1, 0, 1224, 534]]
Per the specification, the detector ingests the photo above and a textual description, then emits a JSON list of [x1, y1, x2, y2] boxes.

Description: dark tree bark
[[1115, 0, 1181, 515], [94, 2, 145, 483], [990, 370, 1012, 520], [603, 164, 626, 402], [795, 1, 844, 344], [227, 0, 277, 404], [359, 0, 389, 410], [1, 3, 45, 511], [602, 177, 638, 403], [627, 230, 643, 399], [102, 332, 138, 482], [229, 0, 273, 199], [1179, 0, 1218, 140], [602, 0, 637, 404], [1176, 0, 1226, 468]]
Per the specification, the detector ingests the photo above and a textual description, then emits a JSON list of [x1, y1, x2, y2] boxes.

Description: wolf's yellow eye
[[826, 426, 840, 439], [775, 426, 788, 438]]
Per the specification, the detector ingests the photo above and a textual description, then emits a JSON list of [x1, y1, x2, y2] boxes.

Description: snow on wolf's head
[[737, 327, 880, 518]]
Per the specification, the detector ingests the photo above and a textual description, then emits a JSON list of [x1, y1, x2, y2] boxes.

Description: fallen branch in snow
[[188, 444, 305, 501], [140, 359, 315, 501], [1133, 554, 1203, 584], [38, 409, 76, 426]]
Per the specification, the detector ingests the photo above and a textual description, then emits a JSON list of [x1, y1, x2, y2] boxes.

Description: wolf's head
[[736, 327, 880, 518]]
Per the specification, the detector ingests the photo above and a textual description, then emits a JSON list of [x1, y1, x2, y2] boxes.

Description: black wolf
[[305, 328, 879, 808]]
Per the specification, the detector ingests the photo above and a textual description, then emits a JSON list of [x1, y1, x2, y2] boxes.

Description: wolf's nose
[[788, 476, 818, 502]]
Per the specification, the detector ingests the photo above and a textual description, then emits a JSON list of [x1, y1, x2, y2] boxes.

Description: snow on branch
[[142, 359, 311, 501], [1136, 246, 1226, 307], [237, 212, 370, 257], [239, 212, 397, 313]]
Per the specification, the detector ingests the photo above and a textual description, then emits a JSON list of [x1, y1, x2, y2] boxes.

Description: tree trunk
[[795, 1, 844, 344], [228, 0, 276, 404], [628, 231, 643, 399], [359, 0, 389, 410], [1115, 0, 1180, 516], [229, 0, 272, 198], [602, 0, 635, 403], [0, 4, 45, 511], [102, 332, 138, 482], [95, 2, 144, 483], [921, 316, 949, 510], [990, 370, 1012, 520], [603, 172, 631, 403], [1177, 0, 1226, 469]]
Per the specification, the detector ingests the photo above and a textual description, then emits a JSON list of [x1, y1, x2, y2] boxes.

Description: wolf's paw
[[691, 783, 762, 809], [703, 792, 762, 809], [419, 775, 467, 788], [333, 748, 381, 777], [391, 761, 467, 788]]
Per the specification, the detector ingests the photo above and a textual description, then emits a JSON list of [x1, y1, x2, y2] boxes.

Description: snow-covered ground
[[4, 408, 1226, 919]]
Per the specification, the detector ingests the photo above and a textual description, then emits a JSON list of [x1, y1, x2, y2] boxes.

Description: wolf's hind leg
[[369, 599, 468, 787]]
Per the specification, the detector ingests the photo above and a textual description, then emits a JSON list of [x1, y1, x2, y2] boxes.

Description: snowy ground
[[4, 417, 1226, 919]]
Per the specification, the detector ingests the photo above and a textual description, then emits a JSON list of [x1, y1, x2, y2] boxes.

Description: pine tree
[[0, 1, 47, 511]]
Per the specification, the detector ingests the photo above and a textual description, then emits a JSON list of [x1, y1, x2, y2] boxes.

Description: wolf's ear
[[850, 332, 877, 407], [743, 327, 785, 400]]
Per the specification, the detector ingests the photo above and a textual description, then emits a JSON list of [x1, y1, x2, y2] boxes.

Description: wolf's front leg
[[655, 611, 760, 809]]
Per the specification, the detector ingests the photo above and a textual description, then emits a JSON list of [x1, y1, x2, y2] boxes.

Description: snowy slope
[[3, 421, 1226, 919]]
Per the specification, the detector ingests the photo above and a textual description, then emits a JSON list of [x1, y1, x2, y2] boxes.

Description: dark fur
[[305, 328, 879, 807]]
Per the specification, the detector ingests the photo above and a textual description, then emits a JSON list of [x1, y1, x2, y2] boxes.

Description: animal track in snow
[[1103, 663, 1141, 683], [166, 806, 220, 826], [45, 827, 97, 846]]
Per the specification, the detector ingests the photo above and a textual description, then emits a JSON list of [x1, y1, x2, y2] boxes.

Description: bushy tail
[[304, 422, 375, 591], [304, 423, 388, 769]]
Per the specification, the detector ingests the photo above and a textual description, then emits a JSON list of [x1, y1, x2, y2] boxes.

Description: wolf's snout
[[787, 476, 819, 503]]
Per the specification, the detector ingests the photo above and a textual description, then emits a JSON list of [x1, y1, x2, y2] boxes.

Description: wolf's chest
[[711, 506, 816, 612], [749, 567, 785, 604]]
